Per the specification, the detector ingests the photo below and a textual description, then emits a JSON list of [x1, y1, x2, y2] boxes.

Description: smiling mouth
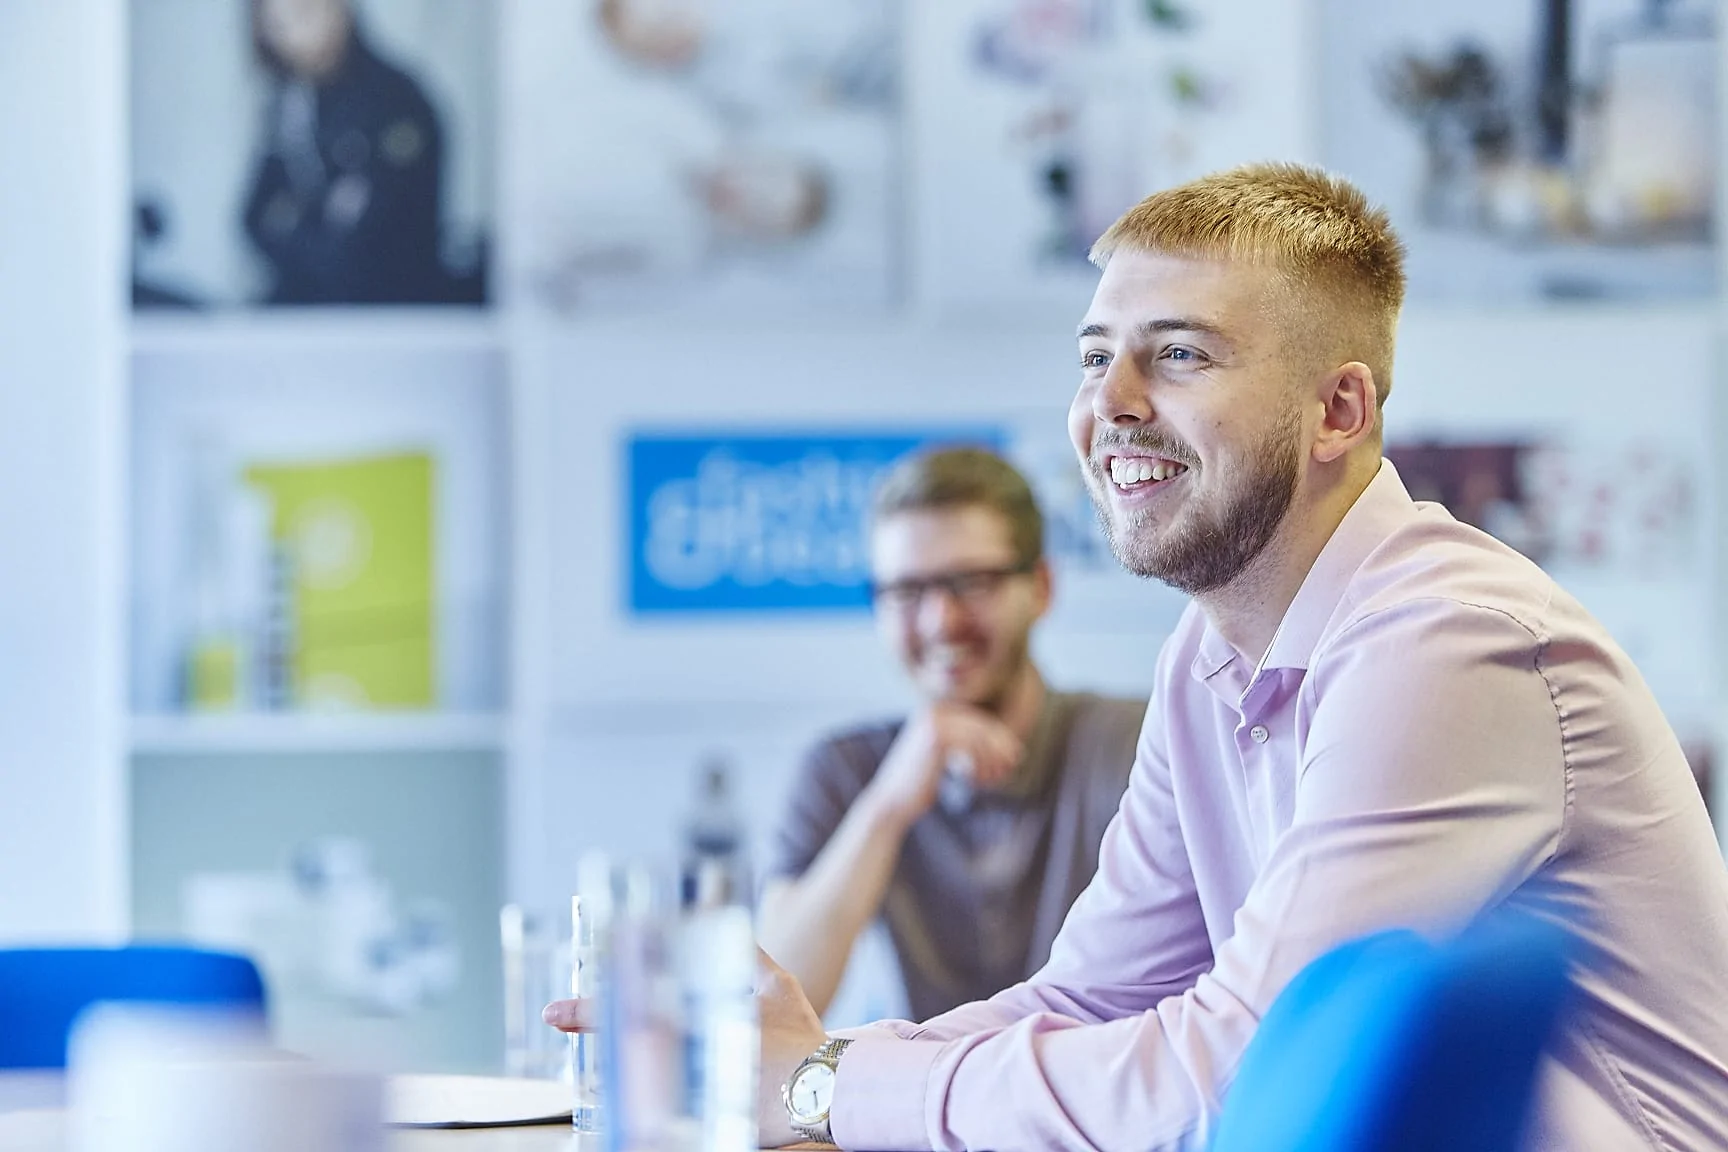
[[925, 642, 980, 673], [1106, 454, 1190, 493]]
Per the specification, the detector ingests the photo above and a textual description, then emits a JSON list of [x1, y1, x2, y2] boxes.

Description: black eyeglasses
[[869, 562, 1037, 612]]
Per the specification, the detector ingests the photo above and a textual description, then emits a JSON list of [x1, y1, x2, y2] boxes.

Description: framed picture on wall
[[1320, 0, 1717, 302], [904, 0, 1310, 315], [131, 0, 495, 308], [504, 0, 901, 316]]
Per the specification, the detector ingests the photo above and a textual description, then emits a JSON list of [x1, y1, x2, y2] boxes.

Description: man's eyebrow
[[1076, 318, 1230, 341]]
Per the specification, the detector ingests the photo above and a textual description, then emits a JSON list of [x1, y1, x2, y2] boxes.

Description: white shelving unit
[[117, 289, 524, 1075], [128, 711, 510, 756], [103, 0, 544, 1072], [118, 0, 523, 1053]]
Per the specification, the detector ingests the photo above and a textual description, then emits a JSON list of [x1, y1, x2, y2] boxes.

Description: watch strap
[[787, 1037, 854, 1145], [810, 1036, 852, 1064]]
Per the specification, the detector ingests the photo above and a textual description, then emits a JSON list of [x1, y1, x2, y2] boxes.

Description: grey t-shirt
[[767, 690, 1146, 1021]]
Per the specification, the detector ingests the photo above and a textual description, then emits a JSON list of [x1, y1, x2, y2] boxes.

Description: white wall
[[0, 0, 127, 939]]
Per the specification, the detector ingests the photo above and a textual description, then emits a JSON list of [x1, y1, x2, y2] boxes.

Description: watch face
[[788, 1062, 837, 1124]]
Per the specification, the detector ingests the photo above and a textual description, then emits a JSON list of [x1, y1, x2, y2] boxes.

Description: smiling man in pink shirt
[[550, 164, 1728, 1150]]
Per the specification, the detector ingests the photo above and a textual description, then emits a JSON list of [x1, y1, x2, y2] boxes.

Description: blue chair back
[[1211, 914, 1574, 1152], [0, 945, 266, 1070]]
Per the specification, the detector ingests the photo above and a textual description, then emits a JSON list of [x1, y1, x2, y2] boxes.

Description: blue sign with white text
[[628, 430, 1004, 614]]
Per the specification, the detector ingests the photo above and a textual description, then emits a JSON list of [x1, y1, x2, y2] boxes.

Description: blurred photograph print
[[1322, 0, 1717, 301], [1386, 437, 1699, 577], [965, 0, 1212, 267], [132, 0, 494, 308], [907, 0, 1307, 312], [508, 0, 900, 315]]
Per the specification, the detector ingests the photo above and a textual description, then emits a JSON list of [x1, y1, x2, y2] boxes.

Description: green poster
[[245, 452, 436, 708]]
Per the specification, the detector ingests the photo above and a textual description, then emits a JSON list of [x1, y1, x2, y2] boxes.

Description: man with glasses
[[756, 446, 1145, 1021]]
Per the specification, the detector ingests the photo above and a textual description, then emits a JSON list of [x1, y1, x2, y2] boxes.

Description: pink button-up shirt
[[831, 461, 1728, 1152]]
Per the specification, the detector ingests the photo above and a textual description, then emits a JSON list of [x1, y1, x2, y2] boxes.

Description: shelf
[[128, 712, 509, 755], [128, 308, 505, 357]]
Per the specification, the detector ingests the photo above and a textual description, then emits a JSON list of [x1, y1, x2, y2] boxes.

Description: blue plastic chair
[[0, 945, 267, 1070], [1211, 914, 1575, 1152]]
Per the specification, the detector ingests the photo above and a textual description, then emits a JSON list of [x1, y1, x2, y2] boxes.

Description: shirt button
[[1250, 725, 1269, 744]]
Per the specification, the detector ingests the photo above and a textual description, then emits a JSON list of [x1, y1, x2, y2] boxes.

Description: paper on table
[[386, 1075, 573, 1129]]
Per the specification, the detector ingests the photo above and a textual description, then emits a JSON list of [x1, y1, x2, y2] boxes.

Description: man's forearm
[[758, 787, 917, 1015]]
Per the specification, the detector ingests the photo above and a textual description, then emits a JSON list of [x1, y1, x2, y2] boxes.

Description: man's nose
[[1093, 358, 1152, 426], [917, 584, 970, 636]]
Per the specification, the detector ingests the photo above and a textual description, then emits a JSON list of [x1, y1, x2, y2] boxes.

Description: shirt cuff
[[829, 1032, 945, 1152], [832, 1018, 924, 1042]]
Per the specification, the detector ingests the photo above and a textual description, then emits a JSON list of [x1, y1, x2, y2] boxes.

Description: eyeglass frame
[[867, 560, 1040, 613]]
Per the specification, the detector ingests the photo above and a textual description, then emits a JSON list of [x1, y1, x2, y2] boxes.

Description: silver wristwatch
[[782, 1037, 854, 1145]]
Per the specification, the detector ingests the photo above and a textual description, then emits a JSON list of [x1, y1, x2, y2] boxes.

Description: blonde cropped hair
[[1091, 163, 1406, 408]]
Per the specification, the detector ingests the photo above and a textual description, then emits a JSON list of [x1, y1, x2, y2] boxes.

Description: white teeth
[[927, 644, 968, 667], [1110, 457, 1187, 486]]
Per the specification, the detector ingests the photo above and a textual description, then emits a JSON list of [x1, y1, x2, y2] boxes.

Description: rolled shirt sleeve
[[830, 596, 1569, 1152]]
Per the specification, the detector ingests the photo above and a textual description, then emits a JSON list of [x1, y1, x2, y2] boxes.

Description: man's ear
[[1313, 362, 1378, 464]]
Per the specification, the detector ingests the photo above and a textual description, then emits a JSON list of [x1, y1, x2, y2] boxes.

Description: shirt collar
[[1191, 622, 1238, 683], [1191, 459, 1417, 685]]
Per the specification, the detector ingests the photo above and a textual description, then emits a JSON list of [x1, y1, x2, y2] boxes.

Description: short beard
[[1087, 404, 1303, 595], [933, 629, 1032, 715]]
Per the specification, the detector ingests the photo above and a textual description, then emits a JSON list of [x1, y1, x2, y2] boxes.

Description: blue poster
[[628, 429, 1004, 614]]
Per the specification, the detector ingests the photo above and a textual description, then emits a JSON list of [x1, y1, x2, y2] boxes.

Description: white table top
[[0, 1108, 582, 1152], [0, 1072, 585, 1152], [0, 1073, 798, 1152]]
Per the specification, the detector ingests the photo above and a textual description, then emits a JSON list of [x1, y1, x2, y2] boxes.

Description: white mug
[[67, 1004, 383, 1152]]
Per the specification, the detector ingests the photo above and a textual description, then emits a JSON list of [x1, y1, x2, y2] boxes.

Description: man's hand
[[757, 948, 831, 1149], [545, 951, 834, 1148], [865, 702, 1023, 825]]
